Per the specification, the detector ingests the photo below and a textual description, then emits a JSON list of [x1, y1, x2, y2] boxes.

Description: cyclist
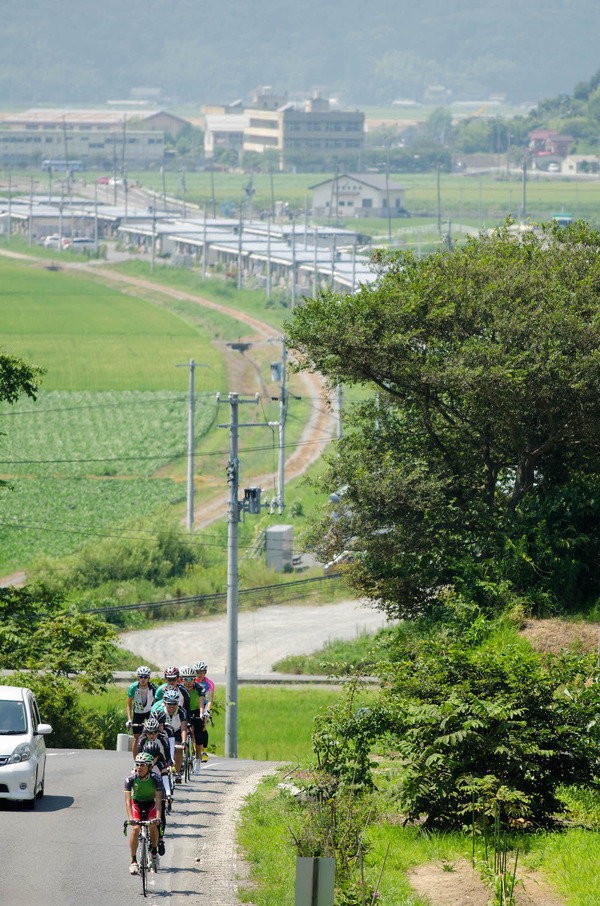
[[194, 660, 215, 763], [179, 665, 206, 773], [124, 752, 162, 874], [151, 708, 175, 813], [155, 666, 191, 715], [127, 666, 157, 757], [137, 715, 172, 852], [152, 687, 188, 783]]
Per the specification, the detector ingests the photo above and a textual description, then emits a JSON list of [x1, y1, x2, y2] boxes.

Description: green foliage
[[36, 521, 204, 591], [0, 671, 103, 748], [0, 586, 118, 686], [287, 222, 600, 619]]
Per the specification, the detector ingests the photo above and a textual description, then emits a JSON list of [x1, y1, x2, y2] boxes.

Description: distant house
[[561, 154, 600, 175], [310, 173, 408, 218], [529, 129, 574, 169]]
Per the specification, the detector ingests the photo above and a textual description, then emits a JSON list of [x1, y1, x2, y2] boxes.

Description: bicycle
[[181, 734, 195, 782], [124, 819, 157, 897]]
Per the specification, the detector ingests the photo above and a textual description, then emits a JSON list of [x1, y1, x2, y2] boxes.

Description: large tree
[[0, 352, 43, 489], [286, 222, 600, 617]]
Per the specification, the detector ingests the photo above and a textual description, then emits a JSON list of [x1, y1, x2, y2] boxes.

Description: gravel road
[[120, 598, 390, 680]]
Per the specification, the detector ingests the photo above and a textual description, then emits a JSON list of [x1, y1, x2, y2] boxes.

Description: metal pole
[[225, 393, 240, 759], [203, 203, 207, 279], [151, 199, 156, 271], [266, 215, 272, 299], [237, 206, 243, 291], [7, 172, 11, 242], [313, 227, 318, 297], [304, 193, 309, 250], [94, 181, 98, 250], [28, 176, 33, 247], [291, 215, 296, 308], [278, 340, 287, 515], [175, 360, 210, 531]]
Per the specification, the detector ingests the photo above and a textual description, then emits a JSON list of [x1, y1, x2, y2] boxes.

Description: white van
[[64, 237, 98, 253], [0, 686, 52, 808]]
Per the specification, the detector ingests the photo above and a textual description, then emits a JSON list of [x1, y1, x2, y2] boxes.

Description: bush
[[0, 672, 102, 748]]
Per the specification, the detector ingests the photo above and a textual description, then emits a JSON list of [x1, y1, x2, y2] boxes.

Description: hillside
[[3, 0, 600, 106]]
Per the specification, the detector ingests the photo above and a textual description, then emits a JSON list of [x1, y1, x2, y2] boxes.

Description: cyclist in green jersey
[[179, 665, 205, 773], [124, 752, 162, 874]]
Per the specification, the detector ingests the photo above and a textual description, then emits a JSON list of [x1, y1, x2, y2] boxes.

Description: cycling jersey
[[127, 681, 157, 716], [151, 702, 187, 734], [155, 683, 191, 714], [124, 769, 162, 802], [137, 732, 171, 768], [181, 681, 204, 715], [199, 676, 215, 707]]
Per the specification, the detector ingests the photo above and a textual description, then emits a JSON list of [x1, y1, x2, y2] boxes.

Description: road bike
[[124, 819, 157, 897], [181, 733, 195, 782]]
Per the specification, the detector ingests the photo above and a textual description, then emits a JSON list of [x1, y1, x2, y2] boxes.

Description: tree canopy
[[286, 222, 600, 617]]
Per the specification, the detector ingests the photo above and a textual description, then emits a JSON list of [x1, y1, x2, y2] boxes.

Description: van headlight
[[7, 743, 31, 764]]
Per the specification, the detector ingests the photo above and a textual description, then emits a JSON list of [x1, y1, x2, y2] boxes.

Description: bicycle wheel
[[139, 836, 147, 897], [184, 746, 191, 783]]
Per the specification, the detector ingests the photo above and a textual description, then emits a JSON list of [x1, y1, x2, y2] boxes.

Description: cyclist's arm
[[154, 787, 162, 820], [204, 678, 215, 711], [181, 719, 188, 743], [125, 790, 134, 821]]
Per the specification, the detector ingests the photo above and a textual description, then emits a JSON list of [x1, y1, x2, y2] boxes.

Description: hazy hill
[[2, 0, 599, 106]]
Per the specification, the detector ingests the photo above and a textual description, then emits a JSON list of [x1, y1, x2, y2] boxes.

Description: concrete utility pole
[[175, 359, 210, 531], [217, 393, 267, 758], [266, 215, 272, 299], [271, 339, 288, 516], [202, 204, 208, 279], [7, 173, 11, 242]]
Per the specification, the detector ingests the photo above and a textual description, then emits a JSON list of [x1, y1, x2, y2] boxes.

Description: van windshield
[[0, 700, 27, 734]]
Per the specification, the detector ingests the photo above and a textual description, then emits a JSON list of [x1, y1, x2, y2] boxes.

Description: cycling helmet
[[179, 665, 195, 679], [143, 716, 160, 733], [162, 688, 180, 704], [193, 661, 208, 672], [164, 666, 179, 679], [136, 666, 151, 678], [153, 708, 167, 724], [135, 752, 154, 766]]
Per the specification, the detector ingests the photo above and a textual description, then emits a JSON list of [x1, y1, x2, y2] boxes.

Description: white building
[[310, 173, 408, 218]]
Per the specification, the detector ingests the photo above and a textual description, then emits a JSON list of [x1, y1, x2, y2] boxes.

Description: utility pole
[[237, 205, 244, 291], [313, 226, 318, 298], [277, 340, 287, 515], [28, 176, 33, 247], [175, 359, 210, 531], [290, 215, 296, 308], [266, 214, 272, 299], [7, 172, 11, 242], [151, 196, 157, 271], [202, 203, 208, 279], [436, 163, 442, 237], [217, 393, 267, 758]]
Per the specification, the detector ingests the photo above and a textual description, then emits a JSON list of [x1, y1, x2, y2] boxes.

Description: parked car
[[43, 234, 62, 249], [63, 237, 99, 253], [96, 175, 110, 184], [0, 685, 52, 808]]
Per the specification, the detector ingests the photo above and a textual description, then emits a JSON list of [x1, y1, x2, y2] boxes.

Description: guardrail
[[81, 573, 342, 617]]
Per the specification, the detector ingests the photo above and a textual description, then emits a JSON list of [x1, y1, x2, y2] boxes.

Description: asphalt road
[[0, 749, 275, 906], [119, 599, 391, 680]]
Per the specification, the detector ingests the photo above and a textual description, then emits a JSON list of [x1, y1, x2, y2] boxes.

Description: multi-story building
[[242, 92, 364, 163]]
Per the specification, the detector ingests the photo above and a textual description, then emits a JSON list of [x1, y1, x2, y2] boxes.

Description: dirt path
[[408, 859, 565, 906]]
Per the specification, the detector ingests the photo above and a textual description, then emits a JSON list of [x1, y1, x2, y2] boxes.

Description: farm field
[[0, 256, 228, 574]]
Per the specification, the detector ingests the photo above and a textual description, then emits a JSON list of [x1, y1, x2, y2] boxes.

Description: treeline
[[1, 0, 598, 106]]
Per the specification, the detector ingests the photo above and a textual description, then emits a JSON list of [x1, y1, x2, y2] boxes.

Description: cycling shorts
[[132, 799, 157, 822], [190, 714, 205, 742], [132, 712, 153, 734]]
